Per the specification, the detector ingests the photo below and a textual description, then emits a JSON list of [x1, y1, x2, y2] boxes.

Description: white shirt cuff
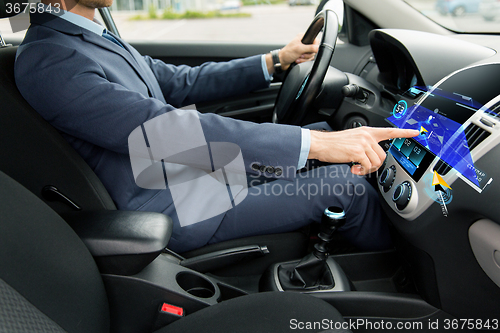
[[261, 54, 272, 82], [297, 128, 311, 169]]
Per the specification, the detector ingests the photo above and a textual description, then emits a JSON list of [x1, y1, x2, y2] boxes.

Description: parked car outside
[[479, 0, 500, 20], [435, 0, 481, 16], [220, 0, 243, 10], [289, 0, 317, 6]]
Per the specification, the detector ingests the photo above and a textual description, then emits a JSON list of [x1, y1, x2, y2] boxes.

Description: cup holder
[[176, 272, 216, 298]]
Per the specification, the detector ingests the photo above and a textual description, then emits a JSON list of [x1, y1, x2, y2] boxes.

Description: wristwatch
[[271, 49, 283, 74]]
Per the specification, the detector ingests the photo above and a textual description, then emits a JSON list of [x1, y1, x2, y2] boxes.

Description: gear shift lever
[[314, 206, 346, 260], [277, 206, 346, 290]]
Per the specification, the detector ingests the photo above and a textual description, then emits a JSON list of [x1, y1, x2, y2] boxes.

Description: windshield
[[405, 0, 500, 33]]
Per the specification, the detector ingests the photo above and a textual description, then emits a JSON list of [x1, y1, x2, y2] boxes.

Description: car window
[[405, 0, 500, 33], [0, 7, 106, 41], [111, 0, 317, 43], [1, 1, 317, 43]]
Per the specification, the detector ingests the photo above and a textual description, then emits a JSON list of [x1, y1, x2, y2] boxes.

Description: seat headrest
[[0, 0, 26, 19]]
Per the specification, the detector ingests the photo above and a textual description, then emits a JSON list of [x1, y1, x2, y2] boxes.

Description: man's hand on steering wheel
[[265, 34, 319, 75], [267, 11, 420, 176]]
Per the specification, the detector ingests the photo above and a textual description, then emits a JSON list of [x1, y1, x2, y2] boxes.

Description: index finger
[[369, 127, 420, 143]]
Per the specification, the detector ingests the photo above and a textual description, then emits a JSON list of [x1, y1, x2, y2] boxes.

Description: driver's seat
[[0, 37, 307, 268], [0, 169, 348, 333]]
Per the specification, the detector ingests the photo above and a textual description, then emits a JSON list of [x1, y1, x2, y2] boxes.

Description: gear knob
[[320, 206, 346, 237]]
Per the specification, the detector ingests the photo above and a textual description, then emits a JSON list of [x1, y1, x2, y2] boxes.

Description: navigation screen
[[387, 86, 481, 187], [389, 137, 435, 182]]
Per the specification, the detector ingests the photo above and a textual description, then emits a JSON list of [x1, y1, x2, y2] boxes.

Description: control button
[[275, 168, 283, 176], [344, 116, 368, 130], [341, 84, 360, 97], [480, 118, 495, 127], [266, 166, 275, 174], [379, 165, 396, 193], [251, 163, 260, 172], [392, 181, 412, 210]]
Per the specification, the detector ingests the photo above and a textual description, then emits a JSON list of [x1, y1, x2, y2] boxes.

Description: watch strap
[[271, 49, 283, 74]]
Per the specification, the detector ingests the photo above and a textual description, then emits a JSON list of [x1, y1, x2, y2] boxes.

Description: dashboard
[[324, 28, 500, 320], [361, 29, 500, 220], [379, 64, 500, 220], [340, 28, 500, 221]]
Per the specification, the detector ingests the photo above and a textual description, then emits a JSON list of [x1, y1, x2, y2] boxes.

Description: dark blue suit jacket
[[15, 12, 302, 252]]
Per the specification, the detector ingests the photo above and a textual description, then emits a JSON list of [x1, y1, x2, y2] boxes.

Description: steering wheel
[[272, 9, 339, 125]]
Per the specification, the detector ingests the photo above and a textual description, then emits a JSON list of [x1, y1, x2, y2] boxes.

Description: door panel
[[130, 40, 370, 71], [196, 83, 281, 123], [129, 40, 371, 123]]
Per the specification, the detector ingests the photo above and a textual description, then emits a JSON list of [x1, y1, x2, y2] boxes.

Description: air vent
[[434, 160, 452, 176], [486, 101, 500, 119], [465, 123, 491, 151], [433, 123, 490, 175]]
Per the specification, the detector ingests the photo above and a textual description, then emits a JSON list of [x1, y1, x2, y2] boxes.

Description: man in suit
[[15, 0, 419, 253]]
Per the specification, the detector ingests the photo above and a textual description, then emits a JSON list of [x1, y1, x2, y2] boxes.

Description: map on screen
[[387, 87, 480, 187]]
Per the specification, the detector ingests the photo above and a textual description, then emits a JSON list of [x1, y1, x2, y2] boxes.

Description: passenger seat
[[0, 170, 348, 333]]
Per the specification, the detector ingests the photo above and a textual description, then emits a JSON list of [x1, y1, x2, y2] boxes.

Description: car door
[[0, 1, 375, 124], [115, 2, 372, 124]]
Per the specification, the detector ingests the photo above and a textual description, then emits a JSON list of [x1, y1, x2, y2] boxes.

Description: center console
[[65, 201, 458, 332], [379, 63, 500, 220], [260, 206, 352, 293], [102, 253, 249, 332], [64, 210, 251, 332]]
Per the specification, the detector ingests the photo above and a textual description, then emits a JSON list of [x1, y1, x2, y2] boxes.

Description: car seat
[[0, 169, 348, 333], [0, 5, 308, 274]]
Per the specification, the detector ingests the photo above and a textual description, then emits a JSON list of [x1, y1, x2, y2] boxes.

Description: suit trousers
[[209, 123, 391, 251]]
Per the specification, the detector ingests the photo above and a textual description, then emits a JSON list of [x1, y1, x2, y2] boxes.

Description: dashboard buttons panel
[[379, 165, 396, 193], [392, 181, 412, 210]]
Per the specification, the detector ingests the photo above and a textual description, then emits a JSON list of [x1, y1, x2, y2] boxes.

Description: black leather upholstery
[[66, 210, 173, 257], [0, 46, 117, 214], [0, 170, 349, 333], [66, 210, 173, 275]]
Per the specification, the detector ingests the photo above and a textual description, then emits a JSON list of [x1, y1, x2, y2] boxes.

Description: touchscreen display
[[387, 86, 481, 186], [389, 137, 436, 182]]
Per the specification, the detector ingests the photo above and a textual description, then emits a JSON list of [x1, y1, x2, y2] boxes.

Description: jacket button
[[251, 163, 260, 171], [259, 165, 267, 172], [266, 166, 275, 174], [275, 168, 283, 176]]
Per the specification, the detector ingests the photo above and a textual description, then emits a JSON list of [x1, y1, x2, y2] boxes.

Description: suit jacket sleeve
[[15, 42, 302, 179], [142, 55, 269, 108]]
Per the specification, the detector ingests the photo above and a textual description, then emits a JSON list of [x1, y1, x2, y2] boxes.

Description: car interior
[[1, 0, 500, 332]]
